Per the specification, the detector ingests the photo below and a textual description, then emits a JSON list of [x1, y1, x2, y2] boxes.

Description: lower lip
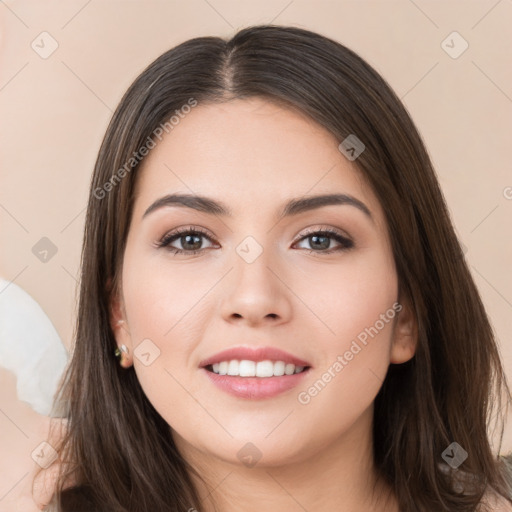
[[201, 367, 310, 399]]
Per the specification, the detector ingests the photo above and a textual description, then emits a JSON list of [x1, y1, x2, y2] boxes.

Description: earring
[[114, 344, 129, 359]]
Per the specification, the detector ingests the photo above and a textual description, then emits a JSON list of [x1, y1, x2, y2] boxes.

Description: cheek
[[120, 246, 219, 420], [293, 247, 398, 348], [120, 256, 202, 427], [121, 246, 208, 345], [293, 251, 398, 433]]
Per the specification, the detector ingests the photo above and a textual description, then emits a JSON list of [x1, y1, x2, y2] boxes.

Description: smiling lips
[[199, 346, 312, 399], [199, 345, 311, 373], [211, 359, 305, 377]]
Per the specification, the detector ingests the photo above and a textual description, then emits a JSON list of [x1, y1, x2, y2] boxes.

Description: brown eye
[[157, 227, 215, 255], [294, 228, 354, 254]]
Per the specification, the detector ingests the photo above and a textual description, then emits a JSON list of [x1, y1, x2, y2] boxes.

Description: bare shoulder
[[479, 488, 512, 511]]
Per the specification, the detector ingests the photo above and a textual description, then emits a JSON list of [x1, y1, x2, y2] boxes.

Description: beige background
[[1, 0, 511, 508]]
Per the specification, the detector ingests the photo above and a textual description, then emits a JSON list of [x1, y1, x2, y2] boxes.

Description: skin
[[110, 97, 417, 512]]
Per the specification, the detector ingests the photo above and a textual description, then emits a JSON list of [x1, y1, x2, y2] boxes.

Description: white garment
[[0, 277, 69, 416]]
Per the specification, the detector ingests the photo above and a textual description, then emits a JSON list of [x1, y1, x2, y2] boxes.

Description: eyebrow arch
[[142, 193, 373, 222]]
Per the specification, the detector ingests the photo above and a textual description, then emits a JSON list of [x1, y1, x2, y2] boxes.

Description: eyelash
[[156, 225, 354, 257]]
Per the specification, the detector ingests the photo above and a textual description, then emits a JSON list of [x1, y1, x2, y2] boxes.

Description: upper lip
[[199, 346, 312, 368]]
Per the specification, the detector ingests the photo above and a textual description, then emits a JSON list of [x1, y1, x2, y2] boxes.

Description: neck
[[174, 405, 398, 512]]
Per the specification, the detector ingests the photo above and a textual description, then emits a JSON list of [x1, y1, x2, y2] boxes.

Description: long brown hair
[[36, 24, 512, 511]]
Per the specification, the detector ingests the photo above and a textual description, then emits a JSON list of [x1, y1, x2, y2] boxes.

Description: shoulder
[[479, 488, 512, 511]]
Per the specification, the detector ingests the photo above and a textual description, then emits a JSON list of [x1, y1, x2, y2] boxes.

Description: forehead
[[133, 97, 383, 224]]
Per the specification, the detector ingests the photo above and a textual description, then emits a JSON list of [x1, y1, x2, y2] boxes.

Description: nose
[[220, 247, 292, 327]]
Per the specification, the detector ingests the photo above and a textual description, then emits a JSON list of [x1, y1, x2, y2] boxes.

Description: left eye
[[294, 229, 354, 253]]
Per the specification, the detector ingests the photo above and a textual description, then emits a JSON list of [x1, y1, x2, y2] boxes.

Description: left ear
[[390, 294, 418, 364]]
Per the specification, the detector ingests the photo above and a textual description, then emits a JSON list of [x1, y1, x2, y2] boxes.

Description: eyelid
[[293, 225, 352, 243], [156, 225, 216, 246], [157, 224, 351, 243]]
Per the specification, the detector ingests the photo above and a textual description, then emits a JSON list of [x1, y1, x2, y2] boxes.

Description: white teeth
[[209, 359, 307, 377], [239, 360, 256, 377], [285, 363, 295, 375], [227, 360, 239, 376], [273, 361, 285, 376], [256, 360, 274, 377]]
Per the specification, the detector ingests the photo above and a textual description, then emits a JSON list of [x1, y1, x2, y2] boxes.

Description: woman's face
[[111, 97, 416, 468]]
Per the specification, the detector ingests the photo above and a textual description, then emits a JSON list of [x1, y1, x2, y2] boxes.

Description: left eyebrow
[[142, 193, 373, 223]]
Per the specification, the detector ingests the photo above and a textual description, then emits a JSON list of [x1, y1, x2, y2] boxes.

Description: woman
[[33, 24, 512, 511]]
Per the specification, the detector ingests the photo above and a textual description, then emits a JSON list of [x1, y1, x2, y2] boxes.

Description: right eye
[[157, 226, 217, 255]]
